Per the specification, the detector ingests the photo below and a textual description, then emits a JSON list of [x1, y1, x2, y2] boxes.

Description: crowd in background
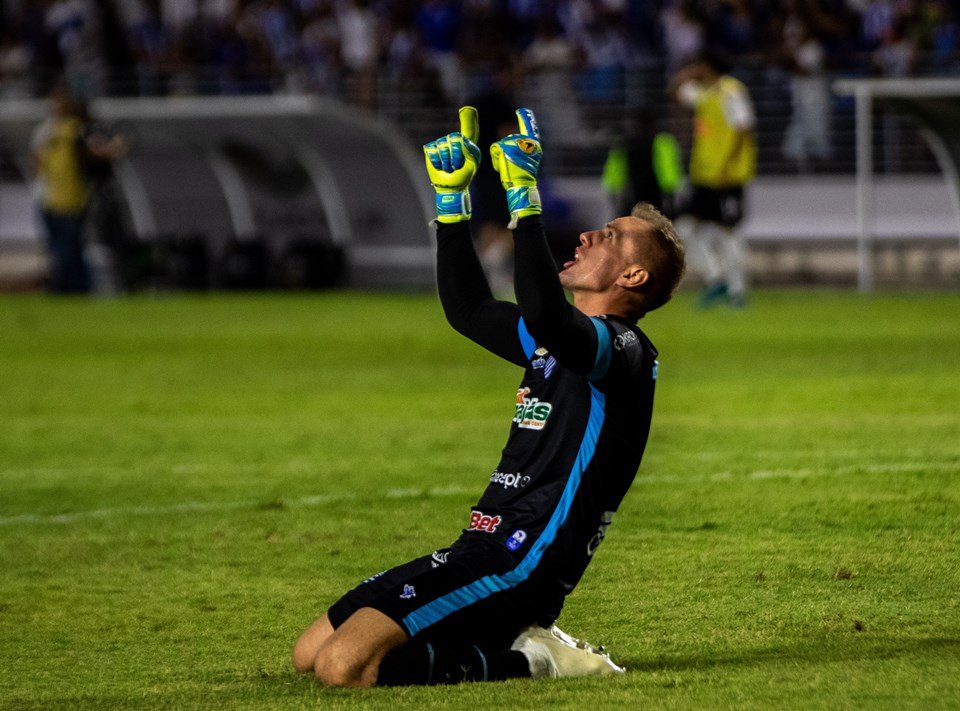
[[1, 0, 959, 106]]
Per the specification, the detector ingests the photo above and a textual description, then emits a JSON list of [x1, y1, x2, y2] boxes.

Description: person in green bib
[[673, 51, 756, 308]]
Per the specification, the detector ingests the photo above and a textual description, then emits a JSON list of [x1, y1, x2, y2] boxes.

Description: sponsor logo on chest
[[514, 387, 553, 430]]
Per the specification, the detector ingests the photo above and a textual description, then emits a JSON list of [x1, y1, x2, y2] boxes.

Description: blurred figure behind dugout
[[30, 84, 127, 293]]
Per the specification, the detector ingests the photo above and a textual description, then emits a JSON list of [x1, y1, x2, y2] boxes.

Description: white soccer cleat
[[511, 624, 625, 679]]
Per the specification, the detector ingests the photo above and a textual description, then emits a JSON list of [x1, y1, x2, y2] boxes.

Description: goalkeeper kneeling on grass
[[292, 107, 686, 687]]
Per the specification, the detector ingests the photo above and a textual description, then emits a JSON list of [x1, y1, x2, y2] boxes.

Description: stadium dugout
[[0, 96, 433, 289]]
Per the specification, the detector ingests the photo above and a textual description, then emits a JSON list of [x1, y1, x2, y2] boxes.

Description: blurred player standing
[[292, 107, 685, 687], [673, 52, 756, 308]]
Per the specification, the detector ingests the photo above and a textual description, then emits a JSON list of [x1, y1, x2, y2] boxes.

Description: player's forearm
[[435, 220, 495, 332], [512, 216, 597, 373], [512, 215, 567, 330], [436, 220, 526, 364]]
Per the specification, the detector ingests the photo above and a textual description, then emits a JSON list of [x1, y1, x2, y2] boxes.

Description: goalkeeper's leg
[[376, 641, 532, 685]]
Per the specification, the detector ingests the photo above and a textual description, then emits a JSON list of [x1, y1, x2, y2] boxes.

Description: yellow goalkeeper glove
[[423, 106, 481, 224], [490, 107, 542, 228]]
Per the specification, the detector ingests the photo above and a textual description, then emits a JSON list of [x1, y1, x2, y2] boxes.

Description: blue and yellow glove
[[490, 108, 542, 228], [423, 106, 481, 224]]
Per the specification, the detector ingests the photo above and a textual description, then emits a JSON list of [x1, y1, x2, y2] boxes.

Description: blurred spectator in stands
[[782, 19, 832, 170], [523, 18, 588, 145], [874, 16, 917, 76], [382, 3, 447, 109], [578, 7, 637, 102], [170, 4, 211, 94], [301, 1, 342, 95], [504, 0, 540, 51], [30, 85, 127, 293], [457, 0, 509, 76], [672, 51, 756, 308], [93, 0, 132, 95], [18, 2, 61, 93], [557, 0, 592, 49], [416, 0, 462, 102], [661, 0, 705, 73], [709, 0, 756, 55], [874, 16, 916, 170], [930, 3, 959, 73], [0, 25, 32, 98], [45, 0, 106, 97], [215, 6, 265, 95], [160, 0, 198, 31], [127, 0, 171, 95], [258, 0, 301, 90], [859, 0, 896, 49], [338, 0, 379, 108], [467, 58, 520, 296]]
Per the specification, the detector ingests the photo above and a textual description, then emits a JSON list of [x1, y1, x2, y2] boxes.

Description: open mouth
[[561, 248, 582, 271]]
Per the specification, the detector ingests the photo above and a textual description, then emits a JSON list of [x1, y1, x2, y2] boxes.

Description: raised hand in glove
[[490, 107, 543, 228], [423, 106, 481, 224]]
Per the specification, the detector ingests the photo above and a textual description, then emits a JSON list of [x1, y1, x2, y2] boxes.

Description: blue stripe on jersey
[[587, 317, 612, 382], [401, 385, 606, 637], [517, 317, 536, 359]]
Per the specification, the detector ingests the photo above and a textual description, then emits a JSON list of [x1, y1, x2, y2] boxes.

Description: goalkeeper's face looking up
[[558, 202, 685, 321]]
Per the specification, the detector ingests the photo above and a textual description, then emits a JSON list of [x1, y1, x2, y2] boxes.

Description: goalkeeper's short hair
[[631, 202, 686, 315]]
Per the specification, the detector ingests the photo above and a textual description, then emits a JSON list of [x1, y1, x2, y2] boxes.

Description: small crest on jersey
[[531, 354, 557, 379], [400, 584, 416, 599], [506, 529, 528, 551]]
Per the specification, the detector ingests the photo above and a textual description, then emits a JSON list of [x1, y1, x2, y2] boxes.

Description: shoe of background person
[[728, 292, 747, 308], [698, 282, 728, 308], [511, 624, 626, 678]]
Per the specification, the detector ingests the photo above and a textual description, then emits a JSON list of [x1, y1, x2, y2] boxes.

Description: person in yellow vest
[[30, 85, 127, 293], [673, 52, 756, 308]]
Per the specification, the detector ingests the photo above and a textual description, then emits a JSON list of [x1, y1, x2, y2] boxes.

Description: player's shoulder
[[593, 315, 657, 371]]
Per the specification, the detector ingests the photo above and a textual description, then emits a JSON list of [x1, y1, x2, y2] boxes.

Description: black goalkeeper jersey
[[463, 314, 658, 596], [435, 215, 660, 603]]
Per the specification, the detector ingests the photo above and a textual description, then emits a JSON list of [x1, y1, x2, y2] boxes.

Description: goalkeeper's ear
[[458, 106, 479, 144]]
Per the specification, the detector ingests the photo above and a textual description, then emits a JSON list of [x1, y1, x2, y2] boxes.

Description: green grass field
[[1, 290, 958, 710]]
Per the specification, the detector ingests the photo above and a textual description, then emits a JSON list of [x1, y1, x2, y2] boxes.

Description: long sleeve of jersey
[[435, 221, 526, 366], [512, 215, 601, 377]]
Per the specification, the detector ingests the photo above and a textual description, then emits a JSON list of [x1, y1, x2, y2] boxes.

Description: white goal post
[[833, 78, 960, 291]]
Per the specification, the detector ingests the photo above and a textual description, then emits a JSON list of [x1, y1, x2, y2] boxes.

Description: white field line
[[2, 459, 957, 527], [0, 485, 475, 527], [635, 460, 959, 485], [647, 448, 960, 463]]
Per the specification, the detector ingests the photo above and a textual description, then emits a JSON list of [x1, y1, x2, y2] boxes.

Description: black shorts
[[688, 185, 745, 228], [327, 537, 563, 648]]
